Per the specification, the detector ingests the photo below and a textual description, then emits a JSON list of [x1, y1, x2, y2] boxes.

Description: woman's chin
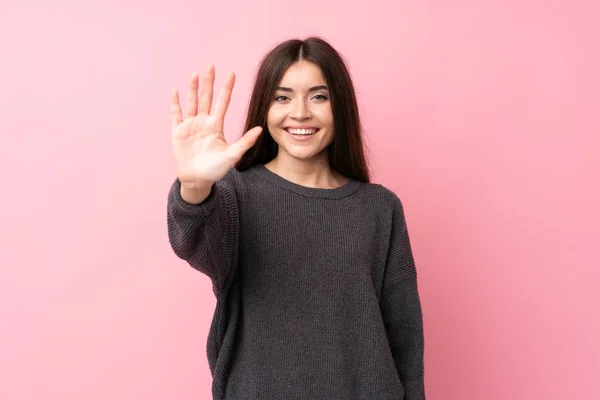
[[280, 147, 328, 162]]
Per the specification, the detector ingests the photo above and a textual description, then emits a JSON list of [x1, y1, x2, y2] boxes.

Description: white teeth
[[287, 128, 318, 135]]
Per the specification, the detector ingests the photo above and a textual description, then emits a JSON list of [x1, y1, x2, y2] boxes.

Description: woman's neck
[[264, 153, 348, 189]]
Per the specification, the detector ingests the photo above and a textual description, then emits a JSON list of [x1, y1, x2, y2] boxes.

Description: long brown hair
[[235, 37, 370, 183]]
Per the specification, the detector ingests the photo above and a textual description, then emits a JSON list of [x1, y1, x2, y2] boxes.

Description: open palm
[[171, 65, 262, 188]]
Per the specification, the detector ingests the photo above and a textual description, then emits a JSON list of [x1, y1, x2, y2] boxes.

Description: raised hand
[[171, 65, 262, 191]]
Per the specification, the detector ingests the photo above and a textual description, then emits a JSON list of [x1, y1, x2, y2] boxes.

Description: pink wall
[[1, 1, 598, 399]]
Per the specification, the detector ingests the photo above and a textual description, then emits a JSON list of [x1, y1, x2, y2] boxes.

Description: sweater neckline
[[249, 164, 363, 199]]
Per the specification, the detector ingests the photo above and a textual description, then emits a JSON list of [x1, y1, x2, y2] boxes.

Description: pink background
[[1, 0, 598, 399]]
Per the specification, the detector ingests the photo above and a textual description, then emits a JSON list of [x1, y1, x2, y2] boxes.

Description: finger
[[198, 64, 215, 115], [186, 72, 199, 118], [171, 88, 183, 127], [212, 72, 236, 123], [228, 126, 263, 160]]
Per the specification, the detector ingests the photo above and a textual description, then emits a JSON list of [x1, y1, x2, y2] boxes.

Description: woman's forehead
[[278, 60, 327, 87]]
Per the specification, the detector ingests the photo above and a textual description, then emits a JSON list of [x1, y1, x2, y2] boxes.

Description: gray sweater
[[167, 164, 425, 400]]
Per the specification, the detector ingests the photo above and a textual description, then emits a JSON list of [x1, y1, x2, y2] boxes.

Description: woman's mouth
[[285, 128, 319, 136]]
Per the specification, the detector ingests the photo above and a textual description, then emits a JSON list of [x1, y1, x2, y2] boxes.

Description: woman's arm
[[167, 171, 240, 294], [380, 196, 426, 400]]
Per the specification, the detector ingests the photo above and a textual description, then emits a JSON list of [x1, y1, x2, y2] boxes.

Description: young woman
[[167, 37, 426, 400]]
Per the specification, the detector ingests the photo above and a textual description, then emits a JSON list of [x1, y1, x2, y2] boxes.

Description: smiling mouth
[[285, 128, 319, 136]]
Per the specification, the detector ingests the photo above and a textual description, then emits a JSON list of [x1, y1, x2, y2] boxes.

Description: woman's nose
[[291, 100, 310, 120]]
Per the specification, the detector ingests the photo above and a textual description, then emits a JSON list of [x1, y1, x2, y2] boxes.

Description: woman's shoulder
[[355, 182, 411, 230], [359, 181, 404, 207], [216, 165, 270, 194]]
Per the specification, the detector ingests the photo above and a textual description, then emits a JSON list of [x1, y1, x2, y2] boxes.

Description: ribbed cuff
[[169, 178, 217, 217]]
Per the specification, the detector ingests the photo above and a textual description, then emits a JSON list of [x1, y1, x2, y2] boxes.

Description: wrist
[[179, 180, 213, 204]]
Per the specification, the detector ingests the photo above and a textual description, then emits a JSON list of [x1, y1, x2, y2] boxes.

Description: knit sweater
[[167, 164, 426, 400]]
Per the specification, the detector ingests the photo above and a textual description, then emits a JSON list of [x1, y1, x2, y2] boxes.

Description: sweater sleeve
[[380, 196, 426, 400], [166, 171, 240, 294]]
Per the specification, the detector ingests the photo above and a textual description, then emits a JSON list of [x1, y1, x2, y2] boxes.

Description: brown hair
[[235, 36, 370, 183]]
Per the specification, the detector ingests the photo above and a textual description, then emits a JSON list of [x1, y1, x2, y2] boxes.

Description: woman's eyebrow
[[275, 85, 329, 92]]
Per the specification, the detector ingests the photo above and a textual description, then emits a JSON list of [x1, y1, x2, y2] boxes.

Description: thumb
[[228, 126, 263, 160]]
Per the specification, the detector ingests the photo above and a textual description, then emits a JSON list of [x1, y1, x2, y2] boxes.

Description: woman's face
[[267, 60, 335, 163]]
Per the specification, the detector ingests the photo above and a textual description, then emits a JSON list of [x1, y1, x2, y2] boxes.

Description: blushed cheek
[[267, 110, 284, 130]]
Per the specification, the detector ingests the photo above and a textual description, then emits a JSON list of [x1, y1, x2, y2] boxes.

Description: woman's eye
[[313, 94, 328, 100], [275, 95, 288, 101]]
